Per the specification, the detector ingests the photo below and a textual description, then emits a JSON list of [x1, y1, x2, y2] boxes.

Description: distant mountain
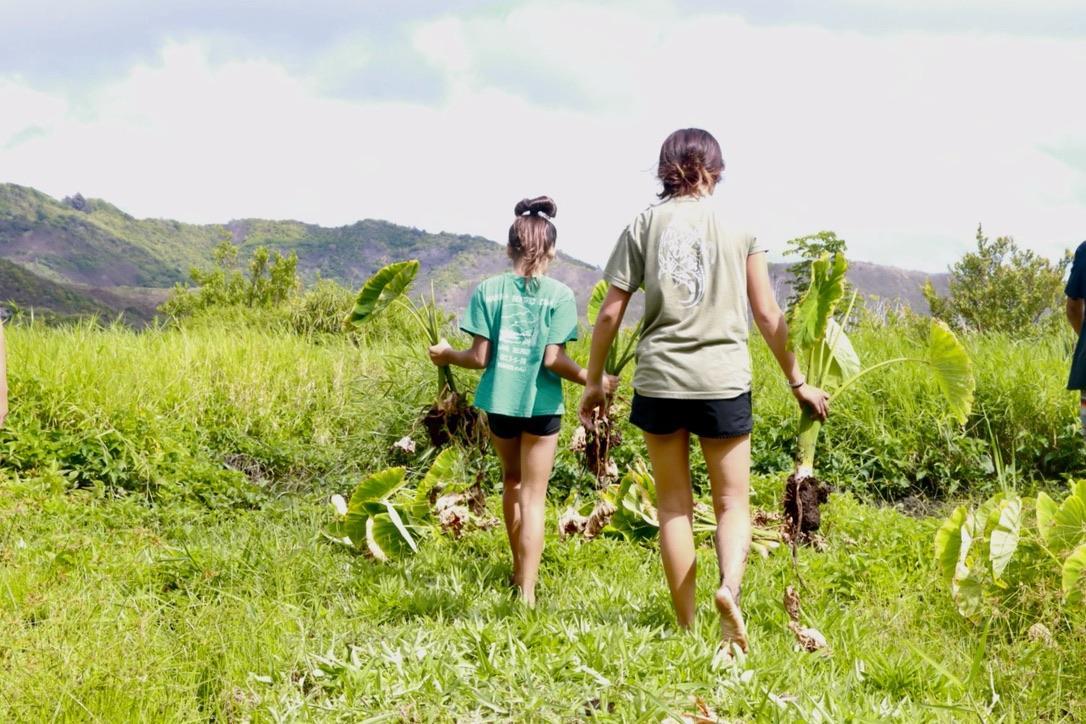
[[0, 257, 161, 323], [0, 182, 948, 322]]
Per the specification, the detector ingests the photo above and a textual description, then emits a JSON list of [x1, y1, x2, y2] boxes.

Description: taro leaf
[[1062, 542, 1086, 607], [934, 505, 967, 583], [321, 520, 355, 547], [346, 260, 419, 328], [606, 466, 660, 541], [416, 447, 459, 506], [954, 564, 986, 621], [951, 511, 984, 620], [1050, 488, 1086, 556], [926, 320, 975, 425], [812, 318, 861, 390], [342, 512, 368, 549], [787, 252, 848, 355], [349, 467, 407, 509], [366, 513, 414, 561], [587, 279, 608, 325], [383, 502, 418, 553], [1036, 492, 1058, 546], [988, 496, 1022, 583]]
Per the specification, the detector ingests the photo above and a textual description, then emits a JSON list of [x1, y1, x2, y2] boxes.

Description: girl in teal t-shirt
[[428, 196, 616, 607]]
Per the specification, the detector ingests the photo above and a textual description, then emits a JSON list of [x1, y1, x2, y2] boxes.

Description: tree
[[158, 237, 299, 318], [783, 231, 848, 310], [924, 225, 1069, 335]]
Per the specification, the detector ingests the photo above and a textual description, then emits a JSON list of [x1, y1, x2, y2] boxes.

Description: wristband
[[789, 378, 806, 389]]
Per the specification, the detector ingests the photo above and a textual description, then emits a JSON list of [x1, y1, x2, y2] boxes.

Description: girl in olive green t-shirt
[[580, 129, 829, 653]]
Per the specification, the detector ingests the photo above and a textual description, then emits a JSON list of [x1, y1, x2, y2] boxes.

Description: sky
[[1, 0, 1084, 272]]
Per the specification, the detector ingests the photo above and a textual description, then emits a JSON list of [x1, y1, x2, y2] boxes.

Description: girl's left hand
[[428, 338, 452, 366]]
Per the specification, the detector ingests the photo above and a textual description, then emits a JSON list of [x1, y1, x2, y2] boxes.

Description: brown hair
[[508, 196, 558, 278], [657, 128, 724, 200]]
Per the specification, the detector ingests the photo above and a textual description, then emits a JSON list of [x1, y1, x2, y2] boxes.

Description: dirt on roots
[[422, 391, 487, 449], [583, 416, 622, 484], [782, 473, 831, 541]]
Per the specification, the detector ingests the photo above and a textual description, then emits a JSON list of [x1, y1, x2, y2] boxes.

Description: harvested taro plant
[[571, 280, 642, 484], [784, 252, 975, 542], [346, 260, 487, 449]]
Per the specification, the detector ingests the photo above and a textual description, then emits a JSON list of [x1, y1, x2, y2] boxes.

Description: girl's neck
[[512, 263, 546, 277]]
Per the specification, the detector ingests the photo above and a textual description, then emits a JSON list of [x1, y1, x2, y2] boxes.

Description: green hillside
[[0, 256, 157, 321], [0, 183, 603, 317], [0, 184, 221, 287]]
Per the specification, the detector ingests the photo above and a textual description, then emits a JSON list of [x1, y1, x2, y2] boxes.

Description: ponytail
[[508, 196, 558, 278]]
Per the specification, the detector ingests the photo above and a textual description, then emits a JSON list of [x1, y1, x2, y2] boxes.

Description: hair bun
[[514, 196, 557, 219]]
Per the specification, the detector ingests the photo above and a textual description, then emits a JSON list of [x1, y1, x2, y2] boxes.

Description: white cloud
[[1, 2, 1085, 274]]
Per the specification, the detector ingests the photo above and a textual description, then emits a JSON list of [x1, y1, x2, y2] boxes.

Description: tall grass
[[3, 317, 1081, 502]]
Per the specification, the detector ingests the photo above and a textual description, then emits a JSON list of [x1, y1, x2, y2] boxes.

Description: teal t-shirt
[[460, 273, 579, 417]]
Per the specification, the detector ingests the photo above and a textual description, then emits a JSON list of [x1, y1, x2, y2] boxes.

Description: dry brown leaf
[[680, 695, 719, 723], [557, 507, 588, 540], [437, 504, 469, 538], [788, 621, 829, 652], [783, 585, 801, 623], [584, 500, 616, 539]]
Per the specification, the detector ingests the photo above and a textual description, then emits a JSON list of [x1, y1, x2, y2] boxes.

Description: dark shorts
[[487, 413, 562, 439], [630, 391, 753, 438]]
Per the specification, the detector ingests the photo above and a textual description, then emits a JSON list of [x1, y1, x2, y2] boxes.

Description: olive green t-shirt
[[603, 195, 764, 399], [460, 273, 579, 417]]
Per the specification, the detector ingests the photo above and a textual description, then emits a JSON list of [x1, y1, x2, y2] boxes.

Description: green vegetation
[[935, 481, 1086, 620], [924, 224, 1069, 335], [0, 258, 116, 320], [1, 309, 1084, 718], [158, 239, 300, 319], [786, 253, 974, 484]]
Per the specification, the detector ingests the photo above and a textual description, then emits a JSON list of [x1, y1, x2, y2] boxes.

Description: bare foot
[[714, 585, 749, 653]]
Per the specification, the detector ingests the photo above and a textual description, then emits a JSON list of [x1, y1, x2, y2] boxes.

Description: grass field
[[1, 320, 1084, 721]]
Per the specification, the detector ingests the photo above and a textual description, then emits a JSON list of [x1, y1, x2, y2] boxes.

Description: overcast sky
[[1, 0, 1084, 272]]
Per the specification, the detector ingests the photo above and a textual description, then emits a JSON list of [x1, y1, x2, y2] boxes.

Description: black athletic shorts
[[487, 413, 562, 439], [630, 391, 753, 438]]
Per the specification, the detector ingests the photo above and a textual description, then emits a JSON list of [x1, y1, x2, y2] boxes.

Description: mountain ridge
[[0, 182, 948, 321]]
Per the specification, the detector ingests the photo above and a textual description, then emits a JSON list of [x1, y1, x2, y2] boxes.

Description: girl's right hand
[[428, 339, 452, 366]]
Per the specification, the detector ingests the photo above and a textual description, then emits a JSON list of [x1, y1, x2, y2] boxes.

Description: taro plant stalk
[[784, 252, 975, 535], [576, 280, 643, 482]]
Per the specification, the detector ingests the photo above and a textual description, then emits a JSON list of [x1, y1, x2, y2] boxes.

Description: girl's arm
[[746, 252, 829, 420], [429, 335, 491, 370], [578, 285, 631, 426], [543, 344, 619, 392]]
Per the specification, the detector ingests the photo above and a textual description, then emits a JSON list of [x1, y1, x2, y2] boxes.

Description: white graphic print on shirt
[[490, 294, 545, 373], [657, 219, 709, 308]]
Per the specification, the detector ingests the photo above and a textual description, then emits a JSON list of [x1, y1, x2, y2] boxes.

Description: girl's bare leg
[[699, 434, 752, 652], [490, 434, 523, 586], [643, 430, 696, 628], [516, 432, 558, 606]]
